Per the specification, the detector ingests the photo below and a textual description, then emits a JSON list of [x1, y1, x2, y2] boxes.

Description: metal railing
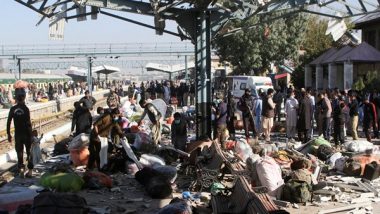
[[0, 42, 194, 58]]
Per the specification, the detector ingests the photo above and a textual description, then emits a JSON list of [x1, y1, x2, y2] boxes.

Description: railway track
[[0, 111, 72, 152]]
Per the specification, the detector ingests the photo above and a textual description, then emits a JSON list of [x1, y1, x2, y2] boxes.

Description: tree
[[292, 17, 334, 88], [353, 71, 380, 91], [213, 11, 307, 75]]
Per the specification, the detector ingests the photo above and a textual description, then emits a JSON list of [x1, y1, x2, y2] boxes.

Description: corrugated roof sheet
[[334, 42, 380, 62], [354, 11, 380, 28], [309, 48, 338, 65], [322, 45, 354, 64]]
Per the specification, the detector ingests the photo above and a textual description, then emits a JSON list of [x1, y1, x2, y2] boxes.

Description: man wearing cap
[[79, 90, 97, 110], [7, 88, 33, 178], [238, 88, 257, 140]]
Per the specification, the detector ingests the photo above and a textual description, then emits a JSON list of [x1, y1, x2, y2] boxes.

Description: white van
[[227, 76, 273, 99]]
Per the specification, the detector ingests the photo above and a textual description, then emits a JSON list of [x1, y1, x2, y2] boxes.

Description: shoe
[[25, 170, 33, 178], [19, 168, 25, 178]]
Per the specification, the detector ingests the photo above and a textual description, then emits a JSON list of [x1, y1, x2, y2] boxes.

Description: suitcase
[[363, 161, 380, 181]]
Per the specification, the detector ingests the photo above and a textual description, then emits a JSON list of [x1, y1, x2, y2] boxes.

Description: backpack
[[282, 179, 312, 203], [53, 138, 70, 156], [32, 192, 87, 214], [343, 158, 362, 176], [316, 144, 334, 161]]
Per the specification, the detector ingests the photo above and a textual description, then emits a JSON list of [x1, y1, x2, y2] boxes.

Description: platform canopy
[[66, 66, 87, 80], [93, 65, 121, 75], [146, 61, 194, 74]]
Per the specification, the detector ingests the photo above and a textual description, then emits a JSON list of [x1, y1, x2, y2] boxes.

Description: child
[[171, 112, 187, 152], [29, 130, 43, 177]]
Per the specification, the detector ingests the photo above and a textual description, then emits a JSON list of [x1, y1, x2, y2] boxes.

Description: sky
[[0, 1, 182, 45]]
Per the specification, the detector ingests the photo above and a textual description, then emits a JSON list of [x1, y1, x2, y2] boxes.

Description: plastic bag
[[40, 172, 84, 192], [139, 154, 165, 168], [158, 198, 192, 214], [152, 165, 177, 183], [234, 139, 253, 162], [68, 133, 89, 150], [344, 140, 374, 153], [256, 156, 284, 197], [327, 152, 342, 169], [82, 171, 112, 189]]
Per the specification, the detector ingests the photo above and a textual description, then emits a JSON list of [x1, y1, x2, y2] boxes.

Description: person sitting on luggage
[[88, 108, 124, 171]]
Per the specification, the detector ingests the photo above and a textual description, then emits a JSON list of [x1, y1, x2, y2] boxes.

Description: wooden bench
[[211, 176, 254, 214], [241, 176, 289, 214], [194, 142, 227, 190], [211, 176, 289, 214]]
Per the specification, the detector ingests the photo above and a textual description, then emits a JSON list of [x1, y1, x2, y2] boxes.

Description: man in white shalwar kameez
[[285, 91, 299, 140]]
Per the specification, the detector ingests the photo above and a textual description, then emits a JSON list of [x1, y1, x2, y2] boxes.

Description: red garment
[[371, 102, 378, 127]]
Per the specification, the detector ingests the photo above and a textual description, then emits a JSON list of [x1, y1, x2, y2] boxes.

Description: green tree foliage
[[292, 17, 334, 88], [353, 71, 380, 91], [213, 11, 307, 75]]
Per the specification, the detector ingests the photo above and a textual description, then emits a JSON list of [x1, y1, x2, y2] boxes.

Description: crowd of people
[[0, 79, 127, 108], [128, 80, 196, 107], [7, 75, 380, 178], [213, 86, 380, 148]]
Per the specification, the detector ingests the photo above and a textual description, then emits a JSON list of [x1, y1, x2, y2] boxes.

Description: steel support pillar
[[87, 57, 93, 94], [185, 55, 188, 81], [316, 65, 323, 90], [18, 58, 22, 80], [195, 11, 212, 139], [344, 61, 353, 90], [304, 65, 312, 88], [328, 63, 337, 89]]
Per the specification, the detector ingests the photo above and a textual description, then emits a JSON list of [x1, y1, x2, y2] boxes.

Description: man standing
[[183, 82, 189, 106], [79, 90, 97, 111], [189, 81, 195, 106], [71, 102, 92, 136], [7, 88, 33, 178], [226, 92, 236, 140], [262, 88, 275, 142], [372, 91, 380, 139], [285, 90, 298, 141], [349, 92, 359, 140], [319, 92, 332, 141], [254, 91, 264, 138], [215, 95, 228, 143], [362, 97, 378, 142], [88, 108, 124, 171], [238, 89, 257, 140], [138, 99, 162, 144], [163, 82, 171, 104], [298, 89, 313, 143], [107, 88, 120, 110], [273, 87, 284, 122]]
